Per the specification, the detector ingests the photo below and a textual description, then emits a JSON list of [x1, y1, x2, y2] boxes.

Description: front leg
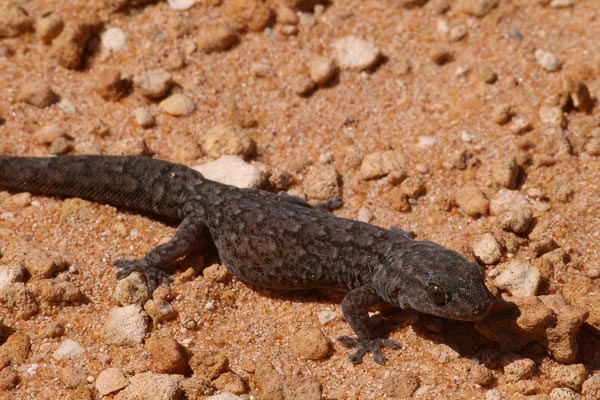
[[114, 213, 206, 290], [338, 284, 399, 364]]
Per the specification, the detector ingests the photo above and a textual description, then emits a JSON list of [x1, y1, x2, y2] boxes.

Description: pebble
[[2, 239, 68, 278], [61, 365, 86, 388], [102, 304, 148, 346], [114, 273, 150, 306], [473, 233, 503, 265], [309, 55, 337, 85], [492, 159, 520, 189], [282, 375, 322, 400], [133, 107, 155, 128], [52, 339, 85, 360], [582, 373, 600, 399], [550, 363, 587, 391], [189, 349, 229, 380], [197, 25, 237, 54], [562, 76, 593, 113], [110, 138, 152, 157], [459, 0, 499, 17], [201, 123, 255, 159], [360, 150, 407, 180], [491, 104, 513, 125], [212, 372, 246, 395], [0, 283, 39, 319], [303, 164, 341, 201], [34, 123, 69, 145], [17, 80, 58, 108], [33, 279, 83, 304], [0, 333, 31, 366], [470, 364, 495, 387], [115, 372, 181, 400], [331, 35, 381, 71], [96, 69, 130, 101], [134, 69, 172, 98], [497, 208, 533, 234], [509, 117, 532, 135], [289, 327, 330, 360], [539, 105, 565, 127], [485, 389, 502, 400], [503, 358, 536, 382], [550, 0, 574, 8], [159, 93, 196, 116], [493, 260, 541, 296], [276, 4, 298, 25], [317, 310, 337, 325], [100, 27, 127, 51], [428, 343, 460, 362], [357, 207, 374, 223], [146, 336, 190, 374], [455, 183, 489, 217], [225, 0, 271, 32], [479, 65, 498, 84], [36, 14, 64, 44], [167, 0, 197, 10], [534, 49, 561, 72], [549, 388, 580, 400], [194, 156, 266, 189], [0, 264, 25, 290], [96, 368, 128, 396], [203, 263, 231, 283], [431, 48, 452, 65], [382, 371, 420, 398], [0, 2, 31, 38], [38, 320, 64, 339], [52, 20, 97, 69], [206, 394, 244, 400]]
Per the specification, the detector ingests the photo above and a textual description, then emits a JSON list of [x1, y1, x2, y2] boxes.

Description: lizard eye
[[427, 283, 448, 305]]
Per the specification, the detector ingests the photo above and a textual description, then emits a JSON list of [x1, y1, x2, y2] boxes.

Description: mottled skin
[[0, 155, 493, 363]]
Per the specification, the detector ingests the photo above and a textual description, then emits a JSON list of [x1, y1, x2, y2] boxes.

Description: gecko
[[0, 155, 493, 364]]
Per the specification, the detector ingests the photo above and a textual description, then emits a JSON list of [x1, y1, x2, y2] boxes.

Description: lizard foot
[[113, 258, 172, 291], [337, 336, 399, 364]]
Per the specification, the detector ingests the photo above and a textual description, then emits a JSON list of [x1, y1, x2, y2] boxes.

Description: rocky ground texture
[[1, 0, 600, 399]]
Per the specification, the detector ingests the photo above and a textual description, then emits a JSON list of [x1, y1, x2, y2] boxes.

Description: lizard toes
[[383, 338, 399, 350], [348, 346, 368, 364], [337, 336, 359, 348]]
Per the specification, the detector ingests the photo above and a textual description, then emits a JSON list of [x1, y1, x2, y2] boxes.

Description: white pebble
[[494, 260, 541, 297], [101, 27, 127, 51], [417, 135, 438, 147], [53, 339, 85, 360], [534, 49, 561, 72], [194, 156, 267, 189], [317, 310, 337, 325], [357, 207, 374, 223], [331, 35, 381, 71], [167, 0, 197, 10]]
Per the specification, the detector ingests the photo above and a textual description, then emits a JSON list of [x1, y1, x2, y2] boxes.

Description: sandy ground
[[1, 0, 600, 399]]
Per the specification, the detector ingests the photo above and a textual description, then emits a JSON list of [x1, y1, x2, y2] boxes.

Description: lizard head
[[374, 240, 493, 321]]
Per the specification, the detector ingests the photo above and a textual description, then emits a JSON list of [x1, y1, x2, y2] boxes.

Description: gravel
[[332, 35, 381, 71], [158, 93, 196, 116]]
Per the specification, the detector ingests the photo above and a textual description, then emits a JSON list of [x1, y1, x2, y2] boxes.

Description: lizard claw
[[337, 336, 399, 364], [113, 258, 172, 291]]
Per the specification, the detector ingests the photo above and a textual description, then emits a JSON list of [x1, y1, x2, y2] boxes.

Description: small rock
[[32, 279, 83, 304], [382, 371, 420, 397], [459, 0, 498, 17], [53, 339, 85, 360], [431, 48, 453, 65], [36, 14, 64, 44], [133, 107, 155, 128], [550, 363, 587, 391], [194, 156, 266, 189], [509, 117, 533, 135], [52, 20, 97, 69], [504, 358, 536, 382], [0, 283, 39, 319], [428, 343, 460, 363], [203, 263, 231, 283], [167, 0, 197, 10], [96, 69, 130, 101], [390, 0, 428, 7], [189, 349, 228, 380], [201, 124, 255, 159], [17, 80, 58, 108], [134, 69, 172, 99], [317, 310, 337, 325], [582, 373, 600, 400], [492, 159, 520, 189], [473, 233, 502, 265], [111, 138, 152, 157], [550, 388, 581, 400], [146, 336, 190, 375], [0, 3, 31, 38], [309, 55, 337, 85], [205, 394, 244, 400], [497, 208, 533, 234], [470, 364, 495, 387], [2, 239, 68, 278], [357, 207, 374, 223], [332, 35, 381, 71], [198, 25, 237, 53], [61, 365, 86, 389], [159, 93, 196, 116], [114, 272, 150, 306], [212, 372, 246, 395], [490, 189, 532, 216], [535, 49, 561, 72], [360, 150, 406, 180], [282, 375, 322, 400], [550, 0, 574, 8], [0, 263, 25, 290], [96, 368, 129, 396], [225, 0, 272, 32], [302, 165, 341, 201], [289, 327, 330, 360], [34, 123, 69, 145], [144, 299, 177, 325], [38, 320, 65, 338], [491, 104, 513, 125], [562, 76, 593, 113], [493, 260, 541, 297], [101, 27, 127, 51], [479, 65, 498, 84], [103, 305, 148, 346], [276, 4, 298, 25], [400, 176, 425, 198], [0, 368, 19, 391], [115, 372, 181, 400], [0, 333, 31, 365], [455, 183, 489, 217]]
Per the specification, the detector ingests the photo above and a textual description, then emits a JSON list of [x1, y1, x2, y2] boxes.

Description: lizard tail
[[0, 155, 201, 219]]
